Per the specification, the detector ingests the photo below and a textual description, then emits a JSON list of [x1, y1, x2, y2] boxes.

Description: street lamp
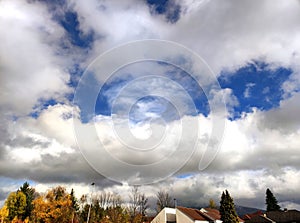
[[86, 182, 95, 223]]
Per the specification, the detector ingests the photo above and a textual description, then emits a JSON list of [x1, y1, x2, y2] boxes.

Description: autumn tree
[[0, 205, 8, 223], [209, 198, 217, 209], [84, 197, 105, 223], [156, 191, 173, 212], [266, 188, 281, 211], [79, 202, 89, 223], [5, 191, 26, 221], [79, 192, 129, 223], [92, 198, 105, 223], [219, 190, 239, 223], [32, 186, 73, 223], [107, 193, 131, 222]]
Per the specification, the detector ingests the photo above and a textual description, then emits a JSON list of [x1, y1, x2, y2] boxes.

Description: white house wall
[[151, 209, 166, 223], [151, 208, 176, 223]]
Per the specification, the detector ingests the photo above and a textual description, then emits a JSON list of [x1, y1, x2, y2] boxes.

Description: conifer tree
[[220, 190, 239, 223], [19, 182, 35, 221], [266, 188, 281, 211], [70, 188, 79, 223]]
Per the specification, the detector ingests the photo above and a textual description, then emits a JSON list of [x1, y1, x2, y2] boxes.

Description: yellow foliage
[[5, 192, 26, 221], [0, 205, 9, 223], [32, 186, 73, 223], [11, 216, 22, 223]]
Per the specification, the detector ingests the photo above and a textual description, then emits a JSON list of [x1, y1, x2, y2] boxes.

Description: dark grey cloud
[[0, 149, 116, 188]]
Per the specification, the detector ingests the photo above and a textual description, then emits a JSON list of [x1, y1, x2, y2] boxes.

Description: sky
[[1, 0, 300, 212]]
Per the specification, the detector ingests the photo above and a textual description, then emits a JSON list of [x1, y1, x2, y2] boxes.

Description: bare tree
[[98, 192, 112, 209], [138, 193, 149, 217], [79, 194, 87, 210], [129, 186, 140, 217], [110, 193, 122, 208], [128, 186, 149, 222], [107, 193, 124, 222], [156, 191, 173, 212]]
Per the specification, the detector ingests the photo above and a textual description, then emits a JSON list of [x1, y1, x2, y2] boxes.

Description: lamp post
[[86, 182, 95, 223]]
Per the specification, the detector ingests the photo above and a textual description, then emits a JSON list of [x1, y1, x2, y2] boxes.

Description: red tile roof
[[243, 210, 300, 223], [202, 208, 221, 220], [242, 211, 264, 220], [266, 210, 300, 223], [244, 215, 274, 223], [201, 208, 244, 222], [177, 206, 212, 221]]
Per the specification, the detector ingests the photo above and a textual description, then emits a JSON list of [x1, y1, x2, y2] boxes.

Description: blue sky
[[1, 0, 300, 211], [219, 62, 293, 119], [92, 60, 293, 122]]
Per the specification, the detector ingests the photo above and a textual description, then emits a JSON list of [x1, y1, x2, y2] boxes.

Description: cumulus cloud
[[258, 92, 300, 133], [172, 0, 300, 75], [65, 0, 300, 87], [0, 0, 73, 116]]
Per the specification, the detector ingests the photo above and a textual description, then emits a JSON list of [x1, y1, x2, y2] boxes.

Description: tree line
[[0, 182, 151, 223], [0, 181, 282, 223]]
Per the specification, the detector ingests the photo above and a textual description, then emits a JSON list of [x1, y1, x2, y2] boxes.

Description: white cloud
[[171, 0, 300, 76], [244, 83, 256, 98], [0, 0, 72, 116], [258, 92, 300, 133], [67, 0, 300, 93]]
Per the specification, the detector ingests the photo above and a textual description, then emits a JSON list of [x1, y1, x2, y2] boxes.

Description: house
[[266, 210, 300, 223], [244, 214, 275, 223], [243, 211, 264, 221], [176, 206, 214, 223], [244, 209, 300, 223], [151, 207, 176, 223], [151, 206, 244, 223]]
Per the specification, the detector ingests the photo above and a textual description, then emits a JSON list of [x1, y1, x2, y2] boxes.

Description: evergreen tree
[[19, 182, 35, 221], [70, 188, 79, 223], [70, 188, 79, 212], [219, 190, 239, 223], [266, 188, 281, 211]]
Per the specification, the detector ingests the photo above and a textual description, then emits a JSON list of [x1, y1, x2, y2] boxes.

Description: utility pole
[[86, 182, 95, 223]]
